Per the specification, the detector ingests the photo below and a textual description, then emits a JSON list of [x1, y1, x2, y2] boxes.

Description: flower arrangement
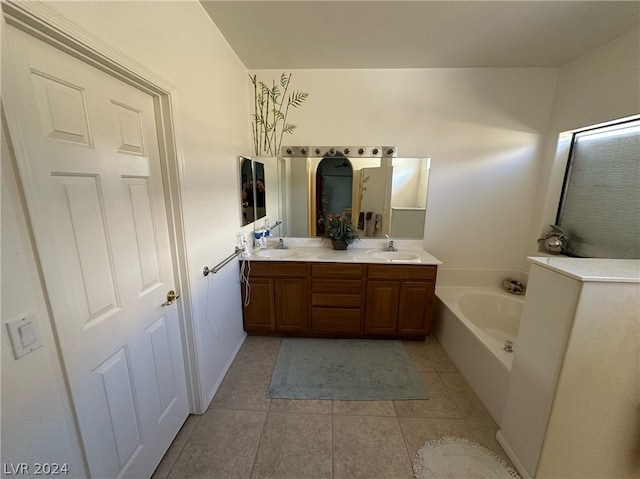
[[320, 212, 359, 248]]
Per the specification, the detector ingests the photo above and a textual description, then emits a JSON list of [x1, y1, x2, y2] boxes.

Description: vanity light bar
[[280, 146, 397, 158]]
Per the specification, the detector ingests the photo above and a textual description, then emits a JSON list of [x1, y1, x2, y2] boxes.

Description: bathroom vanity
[[240, 245, 440, 340]]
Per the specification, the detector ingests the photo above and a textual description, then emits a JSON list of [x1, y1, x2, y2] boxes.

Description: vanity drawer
[[312, 279, 362, 294], [312, 294, 361, 308], [311, 308, 361, 333], [311, 263, 364, 279], [367, 265, 437, 281], [249, 261, 307, 278]]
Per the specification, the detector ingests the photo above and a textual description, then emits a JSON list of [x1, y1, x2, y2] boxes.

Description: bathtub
[[433, 287, 524, 425]]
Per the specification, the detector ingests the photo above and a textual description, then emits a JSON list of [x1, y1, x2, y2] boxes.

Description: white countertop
[[528, 256, 640, 283], [246, 238, 442, 266]]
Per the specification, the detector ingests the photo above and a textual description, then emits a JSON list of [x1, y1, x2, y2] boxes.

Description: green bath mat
[[267, 338, 429, 400]]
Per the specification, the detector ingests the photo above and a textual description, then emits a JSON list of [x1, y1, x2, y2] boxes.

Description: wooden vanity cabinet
[[310, 263, 365, 334], [397, 281, 436, 335], [364, 281, 399, 334], [241, 260, 437, 339], [365, 265, 437, 337], [241, 262, 308, 334], [242, 277, 275, 332]]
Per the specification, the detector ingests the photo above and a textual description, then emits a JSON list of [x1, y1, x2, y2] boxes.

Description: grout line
[[395, 415, 415, 475], [247, 340, 279, 476], [248, 405, 270, 478], [392, 399, 400, 418], [160, 415, 200, 479], [463, 418, 482, 444], [330, 404, 335, 479]]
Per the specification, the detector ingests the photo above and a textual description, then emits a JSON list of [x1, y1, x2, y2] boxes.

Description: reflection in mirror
[[282, 156, 430, 239], [240, 157, 254, 226], [388, 157, 430, 238], [241, 156, 286, 234], [253, 161, 266, 222], [316, 155, 354, 236], [240, 157, 268, 226]]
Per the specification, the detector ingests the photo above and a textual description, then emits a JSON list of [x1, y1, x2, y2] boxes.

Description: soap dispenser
[[254, 230, 267, 249]]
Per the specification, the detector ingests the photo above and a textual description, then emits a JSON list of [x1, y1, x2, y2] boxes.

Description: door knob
[[162, 290, 180, 307]]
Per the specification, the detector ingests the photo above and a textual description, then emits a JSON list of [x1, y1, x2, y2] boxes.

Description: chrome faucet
[[503, 279, 526, 295], [383, 235, 397, 252], [275, 238, 288, 250]]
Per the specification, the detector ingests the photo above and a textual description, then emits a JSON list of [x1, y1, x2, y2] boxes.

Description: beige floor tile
[[424, 334, 438, 343], [158, 335, 507, 478], [250, 411, 332, 479], [438, 372, 492, 418], [168, 409, 266, 479], [269, 398, 332, 414], [401, 340, 428, 352], [465, 417, 513, 466], [233, 335, 282, 369], [398, 417, 475, 459], [333, 415, 413, 479], [394, 372, 462, 418], [211, 365, 272, 411], [332, 400, 396, 416], [402, 341, 436, 372], [424, 341, 458, 372], [152, 415, 199, 478]]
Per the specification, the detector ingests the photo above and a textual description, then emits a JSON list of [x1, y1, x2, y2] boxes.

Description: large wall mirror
[[242, 151, 431, 239]]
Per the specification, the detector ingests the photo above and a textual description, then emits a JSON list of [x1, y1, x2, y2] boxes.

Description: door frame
[[2, 0, 204, 417]]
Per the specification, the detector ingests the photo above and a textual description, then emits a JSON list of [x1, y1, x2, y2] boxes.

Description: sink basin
[[253, 248, 300, 259], [368, 250, 422, 262]]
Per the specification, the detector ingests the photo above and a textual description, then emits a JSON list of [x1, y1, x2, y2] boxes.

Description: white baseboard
[[201, 331, 247, 413], [496, 430, 534, 479]]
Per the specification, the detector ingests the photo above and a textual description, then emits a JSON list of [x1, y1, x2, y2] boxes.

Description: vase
[[331, 240, 349, 250]]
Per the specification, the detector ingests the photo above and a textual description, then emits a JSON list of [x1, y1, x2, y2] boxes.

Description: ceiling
[[200, 1, 640, 69]]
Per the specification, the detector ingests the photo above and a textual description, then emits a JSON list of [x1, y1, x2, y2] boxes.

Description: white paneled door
[[3, 26, 189, 478]]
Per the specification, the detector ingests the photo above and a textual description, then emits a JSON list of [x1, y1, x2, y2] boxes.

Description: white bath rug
[[413, 437, 521, 479]]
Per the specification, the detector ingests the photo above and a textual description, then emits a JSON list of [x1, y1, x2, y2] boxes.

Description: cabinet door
[[398, 281, 435, 335], [364, 281, 400, 334], [242, 277, 275, 332], [275, 278, 308, 332]]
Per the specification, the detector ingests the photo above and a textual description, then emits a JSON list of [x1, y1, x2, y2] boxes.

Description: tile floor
[[153, 335, 511, 479]]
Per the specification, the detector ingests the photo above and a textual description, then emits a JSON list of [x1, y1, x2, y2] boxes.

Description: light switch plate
[[6, 313, 43, 359]]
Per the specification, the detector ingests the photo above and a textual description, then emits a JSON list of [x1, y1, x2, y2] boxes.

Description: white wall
[[528, 28, 640, 255], [254, 68, 558, 271], [1, 0, 251, 470], [537, 278, 640, 479]]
